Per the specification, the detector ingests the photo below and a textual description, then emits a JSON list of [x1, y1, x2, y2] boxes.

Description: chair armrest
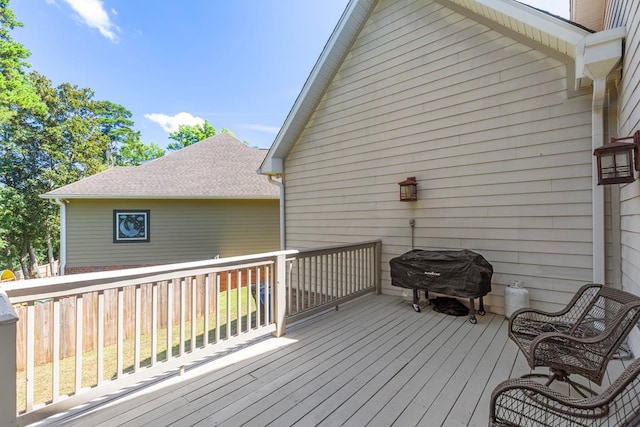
[[508, 284, 603, 336], [508, 308, 574, 337], [490, 378, 609, 426]]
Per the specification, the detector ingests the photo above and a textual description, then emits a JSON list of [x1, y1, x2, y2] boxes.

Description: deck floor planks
[[200, 300, 428, 426], [140, 297, 401, 426], [334, 314, 469, 426], [286, 311, 451, 426], [435, 315, 509, 426], [357, 315, 478, 426], [263, 305, 442, 426], [389, 314, 498, 426], [66, 294, 396, 427], [315, 312, 458, 426], [184, 296, 414, 426], [467, 322, 520, 426], [39, 294, 639, 427]]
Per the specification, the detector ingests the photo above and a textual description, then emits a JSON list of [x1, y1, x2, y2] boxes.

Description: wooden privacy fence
[[14, 267, 268, 370]]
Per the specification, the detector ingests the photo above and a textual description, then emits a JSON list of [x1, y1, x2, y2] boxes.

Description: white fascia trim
[[469, 0, 590, 48], [40, 195, 279, 200], [576, 27, 626, 81], [259, 0, 374, 175]]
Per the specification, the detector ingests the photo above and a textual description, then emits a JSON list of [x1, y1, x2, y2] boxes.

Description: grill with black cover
[[390, 249, 493, 323]]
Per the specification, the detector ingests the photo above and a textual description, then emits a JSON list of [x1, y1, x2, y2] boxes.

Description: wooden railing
[[286, 240, 382, 323], [0, 241, 381, 426]]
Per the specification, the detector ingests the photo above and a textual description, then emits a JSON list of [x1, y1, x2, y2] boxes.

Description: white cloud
[[63, 0, 119, 42], [144, 112, 206, 133], [241, 124, 281, 134]]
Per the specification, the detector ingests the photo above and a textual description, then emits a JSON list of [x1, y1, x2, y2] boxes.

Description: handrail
[[3, 241, 381, 426], [5, 250, 298, 303]]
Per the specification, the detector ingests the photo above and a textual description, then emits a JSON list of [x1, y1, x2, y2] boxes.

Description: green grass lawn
[[16, 287, 264, 412]]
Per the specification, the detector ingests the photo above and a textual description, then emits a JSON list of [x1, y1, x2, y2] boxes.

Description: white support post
[[0, 287, 19, 427], [273, 253, 287, 337]]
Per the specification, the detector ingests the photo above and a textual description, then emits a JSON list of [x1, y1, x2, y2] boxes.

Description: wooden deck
[[36, 294, 631, 427]]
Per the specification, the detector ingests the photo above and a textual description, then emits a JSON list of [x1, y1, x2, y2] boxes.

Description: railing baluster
[[167, 280, 173, 361], [191, 277, 197, 351], [247, 269, 252, 331], [204, 274, 210, 346], [134, 285, 141, 371], [26, 302, 35, 411], [266, 266, 271, 324], [117, 288, 124, 378], [215, 273, 220, 342], [357, 248, 361, 291], [75, 294, 83, 393], [236, 270, 242, 335], [340, 251, 344, 296], [226, 272, 232, 338], [295, 259, 301, 313], [97, 291, 104, 385], [151, 283, 158, 366], [179, 278, 185, 357], [52, 297, 60, 401], [314, 255, 319, 306], [350, 250, 354, 294], [256, 267, 262, 326], [322, 254, 327, 304]]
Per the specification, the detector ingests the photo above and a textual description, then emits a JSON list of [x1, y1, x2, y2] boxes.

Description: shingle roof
[[42, 133, 279, 199]]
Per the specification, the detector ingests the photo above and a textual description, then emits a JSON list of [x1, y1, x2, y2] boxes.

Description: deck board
[[39, 294, 636, 427]]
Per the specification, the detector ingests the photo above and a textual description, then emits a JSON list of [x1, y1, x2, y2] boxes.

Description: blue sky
[[11, 0, 570, 150]]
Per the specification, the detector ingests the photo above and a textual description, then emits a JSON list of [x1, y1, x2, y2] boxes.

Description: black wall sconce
[[593, 131, 640, 185], [398, 177, 418, 201]]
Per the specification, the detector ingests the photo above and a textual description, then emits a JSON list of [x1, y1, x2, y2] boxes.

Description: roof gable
[[259, 0, 592, 175], [43, 133, 279, 199]]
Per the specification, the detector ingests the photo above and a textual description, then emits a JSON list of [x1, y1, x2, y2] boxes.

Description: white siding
[[65, 199, 280, 269], [284, 0, 594, 313], [571, 0, 606, 31], [606, 1, 640, 305]]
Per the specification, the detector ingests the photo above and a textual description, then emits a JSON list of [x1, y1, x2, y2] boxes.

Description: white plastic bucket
[[505, 281, 529, 319]]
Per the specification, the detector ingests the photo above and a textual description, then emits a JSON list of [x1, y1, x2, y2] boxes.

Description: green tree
[[0, 186, 31, 273], [0, 0, 45, 123], [96, 100, 140, 166], [117, 138, 164, 166], [166, 120, 236, 152], [0, 72, 138, 276]]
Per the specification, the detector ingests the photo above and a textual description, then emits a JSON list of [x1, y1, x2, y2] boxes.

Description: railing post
[[375, 240, 382, 295], [0, 286, 19, 426], [273, 253, 287, 337]]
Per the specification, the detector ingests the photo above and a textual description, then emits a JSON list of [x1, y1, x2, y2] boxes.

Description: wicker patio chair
[[509, 284, 640, 396], [489, 357, 640, 426]]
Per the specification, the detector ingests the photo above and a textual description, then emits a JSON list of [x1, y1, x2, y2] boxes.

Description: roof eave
[[259, 0, 376, 175], [463, 0, 592, 51], [40, 194, 279, 200]]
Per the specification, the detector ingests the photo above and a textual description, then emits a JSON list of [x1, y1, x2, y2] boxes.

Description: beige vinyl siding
[[65, 199, 279, 269], [606, 0, 640, 299], [283, 0, 593, 313], [571, 0, 605, 31]]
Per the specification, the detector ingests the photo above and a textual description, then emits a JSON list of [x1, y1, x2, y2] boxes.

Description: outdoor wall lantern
[[593, 130, 640, 185], [398, 176, 418, 201]]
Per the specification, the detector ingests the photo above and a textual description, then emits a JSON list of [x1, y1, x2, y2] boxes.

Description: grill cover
[[390, 249, 493, 298]]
